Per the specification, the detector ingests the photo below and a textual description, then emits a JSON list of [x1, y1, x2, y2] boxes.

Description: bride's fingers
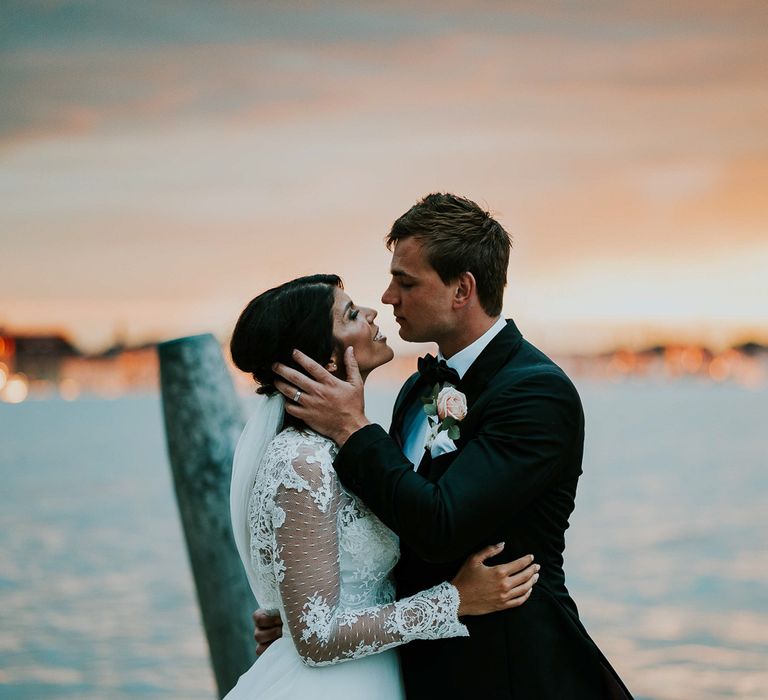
[[504, 586, 534, 608], [503, 571, 539, 602], [497, 553, 535, 578], [505, 562, 540, 589], [470, 542, 505, 566]]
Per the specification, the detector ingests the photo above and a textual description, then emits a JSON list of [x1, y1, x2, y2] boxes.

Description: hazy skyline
[[2, 1, 767, 353]]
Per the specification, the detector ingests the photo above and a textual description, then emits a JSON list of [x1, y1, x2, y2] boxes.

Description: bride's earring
[[328, 361, 338, 372]]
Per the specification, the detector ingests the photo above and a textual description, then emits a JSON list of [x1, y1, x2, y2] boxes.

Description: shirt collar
[[438, 316, 507, 380]]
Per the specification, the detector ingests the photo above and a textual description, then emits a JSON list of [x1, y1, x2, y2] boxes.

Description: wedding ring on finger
[[292, 389, 302, 404]]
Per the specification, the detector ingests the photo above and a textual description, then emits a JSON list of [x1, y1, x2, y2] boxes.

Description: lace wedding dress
[[225, 426, 468, 699]]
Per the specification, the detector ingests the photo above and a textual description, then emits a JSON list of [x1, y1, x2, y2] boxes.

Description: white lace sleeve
[[272, 440, 468, 667]]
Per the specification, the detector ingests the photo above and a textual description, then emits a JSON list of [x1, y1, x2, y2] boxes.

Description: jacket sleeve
[[333, 370, 582, 563]]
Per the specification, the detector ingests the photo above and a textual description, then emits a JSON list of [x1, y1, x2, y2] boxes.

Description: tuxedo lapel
[[390, 321, 522, 458], [457, 319, 524, 409], [415, 446, 432, 477], [389, 373, 425, 447]]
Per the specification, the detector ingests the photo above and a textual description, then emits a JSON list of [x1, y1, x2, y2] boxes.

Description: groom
[[263, 193, 633, 699]]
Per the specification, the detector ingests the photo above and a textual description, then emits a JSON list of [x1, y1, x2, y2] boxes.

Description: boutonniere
[[422, 384, 468, 448]]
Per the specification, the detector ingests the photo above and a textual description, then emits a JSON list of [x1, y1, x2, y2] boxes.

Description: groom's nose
[[381, 281, 396, 306]]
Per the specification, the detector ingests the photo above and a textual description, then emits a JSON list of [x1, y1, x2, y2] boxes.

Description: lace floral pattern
[[246, 427, 468, 666]]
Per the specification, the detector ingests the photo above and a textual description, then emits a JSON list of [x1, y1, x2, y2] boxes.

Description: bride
[[226, 274, 539, 699]]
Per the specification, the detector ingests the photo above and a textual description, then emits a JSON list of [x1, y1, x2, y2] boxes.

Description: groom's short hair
[[386, 193, 511, 317]]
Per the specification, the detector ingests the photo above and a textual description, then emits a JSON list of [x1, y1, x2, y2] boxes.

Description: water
[[1, 382, 766, 699]]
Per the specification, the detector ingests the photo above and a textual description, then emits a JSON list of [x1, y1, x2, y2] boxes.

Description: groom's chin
[[397, 327, 422, 343]]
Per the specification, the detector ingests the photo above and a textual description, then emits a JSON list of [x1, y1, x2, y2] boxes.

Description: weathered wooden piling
[[158, 334, 255, 698]]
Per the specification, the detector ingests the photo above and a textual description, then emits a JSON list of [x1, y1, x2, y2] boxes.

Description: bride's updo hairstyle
[[230, 274, 343, 400]]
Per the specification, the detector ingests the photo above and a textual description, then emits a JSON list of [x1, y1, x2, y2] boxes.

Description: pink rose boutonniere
[[422, 383, 468, 447]]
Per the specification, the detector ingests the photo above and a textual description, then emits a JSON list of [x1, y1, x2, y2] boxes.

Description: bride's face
[[330, 288, 394, 377]]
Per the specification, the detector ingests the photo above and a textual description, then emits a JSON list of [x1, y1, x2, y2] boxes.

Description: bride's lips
[[373, 326, 386, 342]]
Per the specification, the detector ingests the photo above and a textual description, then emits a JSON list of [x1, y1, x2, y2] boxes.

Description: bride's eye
[[350, 309, 359, 320]]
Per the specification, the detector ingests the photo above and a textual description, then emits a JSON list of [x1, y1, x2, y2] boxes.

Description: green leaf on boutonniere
[[423, 403, 437, 417], [447, 425, 461, 440], [441, 416, 457, 429]]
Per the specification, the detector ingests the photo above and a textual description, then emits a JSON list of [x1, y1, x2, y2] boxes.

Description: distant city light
[[708, 356, 730, 382], [59, 378, 81, 401], [0, 331, 765, 400], [2, 374, 29, 404], [680, 347, 704, 374]]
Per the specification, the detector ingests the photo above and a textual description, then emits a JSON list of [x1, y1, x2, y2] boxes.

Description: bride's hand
[[451, 544, 539, 616]]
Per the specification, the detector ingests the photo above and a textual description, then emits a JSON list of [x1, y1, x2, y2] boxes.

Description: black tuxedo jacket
[[334, 320, 633, 699]]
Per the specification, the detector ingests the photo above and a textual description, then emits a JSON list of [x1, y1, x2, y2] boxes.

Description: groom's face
[[381, 237, 456, 343]]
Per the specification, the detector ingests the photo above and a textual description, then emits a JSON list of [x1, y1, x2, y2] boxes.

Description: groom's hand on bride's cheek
[[272, 347, 369, 446], [252, 609, 283, 656]]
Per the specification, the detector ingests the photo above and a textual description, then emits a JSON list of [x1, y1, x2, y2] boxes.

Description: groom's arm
[[334, 370, 582, 563], [270, 349, 582, 563]]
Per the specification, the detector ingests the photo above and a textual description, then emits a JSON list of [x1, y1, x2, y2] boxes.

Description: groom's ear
[[452, 271, 476, 310]]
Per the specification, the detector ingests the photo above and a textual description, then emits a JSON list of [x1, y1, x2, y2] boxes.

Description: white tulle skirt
[[224, 636, 406, 700]]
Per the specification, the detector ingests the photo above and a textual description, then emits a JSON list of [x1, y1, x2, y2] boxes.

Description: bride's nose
[[365, 307, 377, 323]]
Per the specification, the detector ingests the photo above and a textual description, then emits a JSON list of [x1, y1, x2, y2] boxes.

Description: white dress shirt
[[401, 316, 507, 469]]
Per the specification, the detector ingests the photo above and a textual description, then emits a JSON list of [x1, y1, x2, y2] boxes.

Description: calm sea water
[[1, 381, 766, 699]]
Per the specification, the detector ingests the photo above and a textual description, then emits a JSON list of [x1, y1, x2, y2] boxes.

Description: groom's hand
[[273, 347, 370, 446], [252, 608, 283, 656]]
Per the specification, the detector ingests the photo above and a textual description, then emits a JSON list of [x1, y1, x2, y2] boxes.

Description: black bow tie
[[417, 353, 460, 387]]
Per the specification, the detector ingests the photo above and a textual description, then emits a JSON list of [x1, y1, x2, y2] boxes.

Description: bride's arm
[[271, 441, 539, 667], [272, 443, 467, 666], [254, 544, 538, 659]]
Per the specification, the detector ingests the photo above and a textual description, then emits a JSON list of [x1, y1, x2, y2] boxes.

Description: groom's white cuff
[[429, 431, 457, 459]]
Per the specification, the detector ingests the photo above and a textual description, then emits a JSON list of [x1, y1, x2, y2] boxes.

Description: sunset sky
[[2, 1, 767, 354]]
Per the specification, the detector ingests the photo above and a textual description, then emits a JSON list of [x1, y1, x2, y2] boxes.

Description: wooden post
[[158, 334, 256, 698]]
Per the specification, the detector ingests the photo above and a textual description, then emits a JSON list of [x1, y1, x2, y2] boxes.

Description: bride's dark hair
[[230, 274, 343, 401]]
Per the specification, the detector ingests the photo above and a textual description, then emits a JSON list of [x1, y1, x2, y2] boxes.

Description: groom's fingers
[[291, 349, 335, 383], [272, 363, 317, 393], [273, 378, 307, 404], [344, 346, 362, 386], [277, 386, 311, 419], [253, 609, 283, 655], [273, 380, 320, 421], [253, 609, 282, 630]]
